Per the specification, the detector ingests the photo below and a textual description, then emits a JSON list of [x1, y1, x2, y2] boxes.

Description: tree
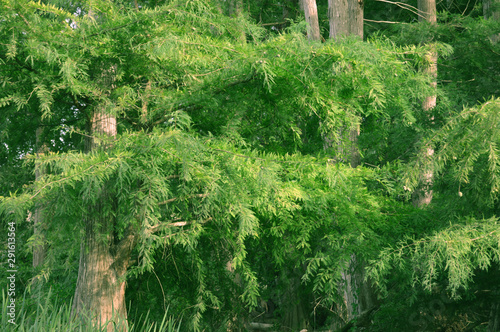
[[328, 0, 364, 40], [302, 0, 321, 40], [412, 0, 437, 208], [6, 0, 500, 330]]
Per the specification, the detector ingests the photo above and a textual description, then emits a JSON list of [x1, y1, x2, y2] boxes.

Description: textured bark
[[328, 0, 364, 40], [302, 0, 321, 41], [327, 2, 372, 328], [72, 59, 132, 331], [72, 109, 132, 331], [328, 0, 363, 168], [72, 216, 134, 332], [413, 0, 437, 208]]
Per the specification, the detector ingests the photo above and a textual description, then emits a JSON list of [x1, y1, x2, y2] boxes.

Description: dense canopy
[[1, 0, 499, 331]]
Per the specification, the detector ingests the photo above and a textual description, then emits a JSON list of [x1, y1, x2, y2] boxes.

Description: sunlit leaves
[[368, 219, 500, 299]]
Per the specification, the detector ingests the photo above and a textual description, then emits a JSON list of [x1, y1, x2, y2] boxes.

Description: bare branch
[[149, 217, 212, 233]]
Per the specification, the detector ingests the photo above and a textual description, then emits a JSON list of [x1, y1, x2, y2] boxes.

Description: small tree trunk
[[413, 0, 437, 208], [489, 296, 500, 332], [33, 126, 48, 269], [31, 125, 48, 299], [484, 0, 500, 42], [302, 0, 321, 41]]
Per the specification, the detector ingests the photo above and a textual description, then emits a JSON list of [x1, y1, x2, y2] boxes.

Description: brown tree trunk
[[72, 109, 133, 332], [328, 0, 363, 168], [413, 0, 437, 208], [302, 0, 321, 41], [72, 60, 133, 331], [328, 0, 364, 40], [72, 215, 134, 332], [327, 2, 375, 328]]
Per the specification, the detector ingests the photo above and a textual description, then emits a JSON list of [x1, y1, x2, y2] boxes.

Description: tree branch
[[158, 193, 209, 205], [149, 217, 212, 233]]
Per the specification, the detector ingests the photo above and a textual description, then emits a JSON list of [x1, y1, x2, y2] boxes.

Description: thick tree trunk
[[327, 3, 374, 328], [328, 0, 364, 40], [72, 109, 131, 332], [328, 0, 363, 168], [72, 216, 133, 332], [72, 58, 132, 330], [413, 0, 437, 208], [302, 0, 321, 41]]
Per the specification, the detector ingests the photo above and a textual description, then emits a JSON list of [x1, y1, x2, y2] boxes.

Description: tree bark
[[72, 108, 132, 332], [72, 59, 132, 331], [328, 0, 364, 40], [72, 214, 134, 332], [328, 0, 363, 168], [302, 0, 321, 41], [327, 3, 374, 328], [413, 0, 437, 208]]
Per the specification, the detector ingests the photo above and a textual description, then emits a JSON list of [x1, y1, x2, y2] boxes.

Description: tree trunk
[[328, 0, 363, 168], [33, 126, 48, 269], [72, 109, 132, 332], [31, 125, 48, 299], [281, 267, 310, 330], [72, 214, 133, 332], [484, 0, 500, 42], [302, 0, 321, 41], [228, 0, 243, 17], [488, 294, 500, 332], [328, 0, 364, 40], [327, 2, 374, 328], [72, 59, 132, 331], [413, 0, 437, 208]]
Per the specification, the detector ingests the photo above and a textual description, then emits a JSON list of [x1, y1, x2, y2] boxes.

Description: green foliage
[[368, 218, 500, 299], [2, 0, 500, 330]]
